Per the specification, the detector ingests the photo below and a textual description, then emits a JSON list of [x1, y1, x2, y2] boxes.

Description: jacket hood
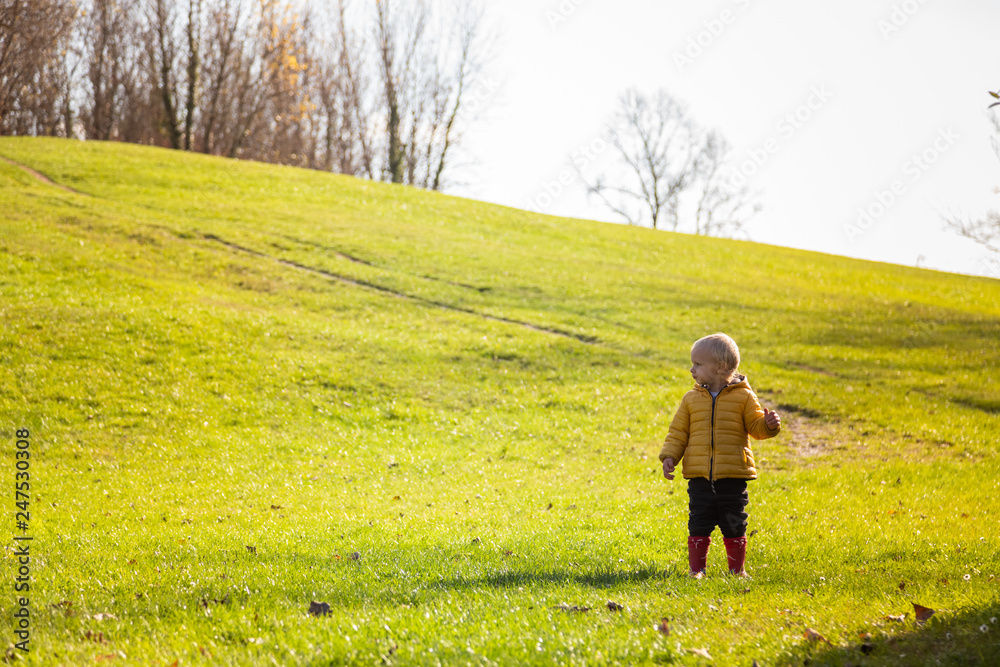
[[695, 373, 750, 393]]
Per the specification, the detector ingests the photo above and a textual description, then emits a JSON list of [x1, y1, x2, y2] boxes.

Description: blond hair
[[693, 333, 741, 373]]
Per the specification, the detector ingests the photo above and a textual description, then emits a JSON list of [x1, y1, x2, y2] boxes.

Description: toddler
[[660, 333, 781, 577]]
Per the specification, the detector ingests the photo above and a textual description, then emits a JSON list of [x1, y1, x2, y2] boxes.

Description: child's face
[[690, 345, 732, 388]]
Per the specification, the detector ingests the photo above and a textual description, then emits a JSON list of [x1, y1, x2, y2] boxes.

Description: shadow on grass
[[780, 600, 1000, 667], [425, 562, 671, 593]]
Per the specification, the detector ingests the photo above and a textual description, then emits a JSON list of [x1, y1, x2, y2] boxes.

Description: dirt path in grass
[[0, 155, 82, 194]]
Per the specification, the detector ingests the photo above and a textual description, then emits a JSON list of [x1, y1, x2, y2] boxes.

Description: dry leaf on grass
[[607, 601, 624, 612], [688, 647, 711, 659], [656, 618, 670, 636], [913, 602, 936, 624], [803, 627, 831, 644], [552, 604, 590, 613]]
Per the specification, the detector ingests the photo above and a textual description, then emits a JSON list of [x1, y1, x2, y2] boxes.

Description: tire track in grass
[[203, 232, 602, 346], [276, 233, 492, 293], [0, 150, 609, 349], [0, 154, 84, 195]]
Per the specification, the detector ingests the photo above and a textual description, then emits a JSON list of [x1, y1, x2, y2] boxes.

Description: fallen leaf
[[898, 582, 906, 591], [656, 618, 670, 636], [607, 601, 624, 612], [913, 602, 936, 624], [83, 630, 106, 643], [803, 627, 831, 644], [199, 593, 230, 608], [308, 601, 331, 617], [52, 600, 75, 616], [95, 655, 117, 662], [350, 552, 361, 561], [246, 545, 256, 554], [552, 604, 590, 612], [270, 505, 282, 510], [688, 647, 711, 659], [392, 496, 400, 501]]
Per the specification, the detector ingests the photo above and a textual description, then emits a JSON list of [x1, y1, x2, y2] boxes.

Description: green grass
[[0, 136, 997, 666]]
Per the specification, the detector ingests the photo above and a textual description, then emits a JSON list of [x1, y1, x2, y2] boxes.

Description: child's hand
[[662, 457, 676, 480], [764, 407, 781, 430]]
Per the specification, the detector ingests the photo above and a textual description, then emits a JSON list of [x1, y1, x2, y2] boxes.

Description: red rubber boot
[[724, 536, 748, 576], [688, 536, 711, 578]]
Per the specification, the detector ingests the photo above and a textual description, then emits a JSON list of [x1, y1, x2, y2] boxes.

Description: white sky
[[449, 0, 1000, 279]]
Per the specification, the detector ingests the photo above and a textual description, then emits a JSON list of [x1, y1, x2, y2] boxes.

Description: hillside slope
[[1, 138, 997, 666]]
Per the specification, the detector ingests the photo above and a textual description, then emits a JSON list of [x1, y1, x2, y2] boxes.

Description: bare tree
[[0, 0, 77, 136], [182, 0, 201, 149], [579, 88, 759, 236], [374, 0, 427, 184], [79, 0, 134, 140], [150, 0, 183, 147], [690, 130, 761, 238], [0, 0, 498, 193], [333, 0, 375, 178], [426, 0, 490, 191], [371, 0, 492, 189], [200, 0, 308, 160], [198, 0, 242, 154], [945, 99, 1000, 255]]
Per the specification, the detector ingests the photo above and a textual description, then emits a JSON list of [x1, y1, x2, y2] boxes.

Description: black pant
[[687, 477, 749, 538]]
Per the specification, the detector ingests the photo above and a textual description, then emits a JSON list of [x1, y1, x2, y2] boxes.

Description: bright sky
[[450, 0, 1000, 279]]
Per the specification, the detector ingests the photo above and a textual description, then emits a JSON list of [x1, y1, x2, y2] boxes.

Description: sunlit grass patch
[[0, 137, 997, 665]]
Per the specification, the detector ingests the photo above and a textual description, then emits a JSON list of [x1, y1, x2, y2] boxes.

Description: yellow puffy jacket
[[658, 375, 779, 480]]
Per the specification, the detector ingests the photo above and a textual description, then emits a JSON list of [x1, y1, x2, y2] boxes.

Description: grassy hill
[[1, 137, 997, 666]]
